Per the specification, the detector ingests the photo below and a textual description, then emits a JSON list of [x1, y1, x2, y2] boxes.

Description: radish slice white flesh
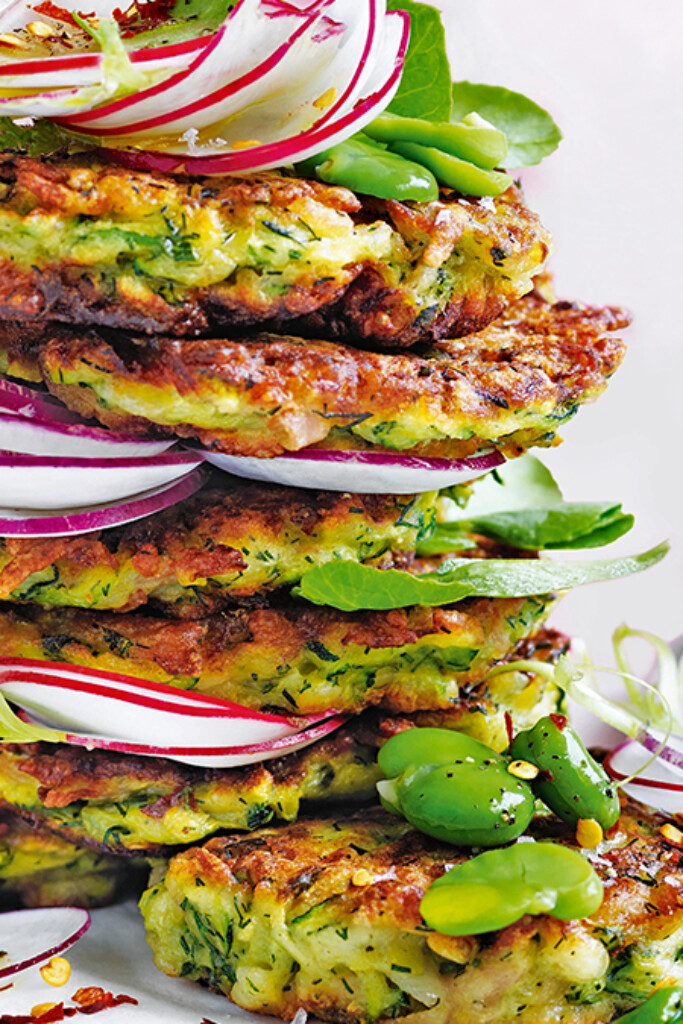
[[0, 907, 90, 979], [0, 463, 209, 537], [98, 7, 409, 174], [0, 450, 203, 508], [1, 657, 346, 768], [20, 706, 347, 768], [202, 448, 505, 494], [605, 739, 683, 815], [0, 410, 175, 458]]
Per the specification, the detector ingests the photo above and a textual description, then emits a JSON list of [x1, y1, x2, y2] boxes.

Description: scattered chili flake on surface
[[0, 988, 138, 1024]]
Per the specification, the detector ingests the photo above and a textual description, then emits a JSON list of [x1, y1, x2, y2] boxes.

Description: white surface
[[3, 2, 683, 1021], [436, 0, 683, 670], [1, 902, 260, 1023]]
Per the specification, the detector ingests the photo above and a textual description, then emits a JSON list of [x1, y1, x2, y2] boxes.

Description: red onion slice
[[0, 907, 90, 979], [605, 739, 683, 815], [0, 463, 209, 536], [0, 449, 203, 508], [202, 448, 505, 493], [0, 410, 175, 458]]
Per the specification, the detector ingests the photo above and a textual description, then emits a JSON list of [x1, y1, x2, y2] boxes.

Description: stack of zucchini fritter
[[1, 152, 679, 1024]]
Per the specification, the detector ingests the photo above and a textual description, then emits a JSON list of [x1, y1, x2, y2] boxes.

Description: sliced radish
[[202, 448, 505, 494], [99, 7, 409, 174], [0, 35, 209, 88], [0, 463, 209, 536], [0, 906, 90, 979], [1, 657, 346, 768], [20, 705, 347, 767], [60, 0, 342, 133], [605, 739, 683, 815], [0, 449, 203, 508]]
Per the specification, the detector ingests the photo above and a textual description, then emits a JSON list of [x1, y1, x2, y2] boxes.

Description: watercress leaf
[[451, 81, 562, 168], [457, 455, 564, 518], [387, 0, 452, 122], [465, 503, 634, 550], [0, 117, 92, 157], [293, 542, 669, 611]]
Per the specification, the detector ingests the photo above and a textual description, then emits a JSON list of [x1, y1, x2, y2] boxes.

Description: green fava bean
[[390, 140, 513, 197], [377, 728, 535, 847], [300, 135, 438, 203], [510, 714, 620, 829], [420, 841, 604, 936], [615, 987, 683, 1024], [364, 111, 508, 169]]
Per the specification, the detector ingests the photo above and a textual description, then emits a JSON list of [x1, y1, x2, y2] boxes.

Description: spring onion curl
[[486, 628, 676, 789]]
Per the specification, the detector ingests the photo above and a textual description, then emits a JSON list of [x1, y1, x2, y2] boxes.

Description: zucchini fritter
[[0, 589, 555, 714], [0, 289, 627, 459], [0, 157, 550, 348], [0, 638, 565, 854], [0, 811, 146, 909], [0, 481, 437, 616], [141, 800, 683, 1024]]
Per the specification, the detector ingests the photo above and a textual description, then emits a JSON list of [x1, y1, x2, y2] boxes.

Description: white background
[[436, 0, 683, 672], [4, 2, 683, 1021]]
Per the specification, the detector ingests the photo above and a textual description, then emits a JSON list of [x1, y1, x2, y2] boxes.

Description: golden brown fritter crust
[[0, 478, 435, 615], [0, 289, 628, 458], [0, 585, 556, 714], [0, 157, 550, 347], [141, 799, 683, 1024], [0, 630, 567, 854]]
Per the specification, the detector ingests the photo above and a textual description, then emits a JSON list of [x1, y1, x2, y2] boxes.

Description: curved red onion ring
[[0, 907, 91, 979]]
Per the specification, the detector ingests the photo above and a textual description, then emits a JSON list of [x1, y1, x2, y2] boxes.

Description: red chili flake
[[0, 983, 13, 992], [549, 713, 568, 731], [0, 1006, 65, 1023], [31, 2, 94, 26], [71, 989, 137, 1015], [504, 711, 514, 747]]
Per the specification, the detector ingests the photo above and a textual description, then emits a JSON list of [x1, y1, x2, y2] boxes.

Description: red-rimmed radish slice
[[605, 739, 683, 815], [0, 449, 203, 508], [59, 0, 340, 134], [19, 706, 347, 767], [0, 463, 209, 537], [101, 6, 409, 175], [0, 35, 209, 88], [1, 657, 346, 768], [202, 448, 505, 494], [0, 409, 175, 458], [0, 656, 332, 726], [0, 907, 90, 979]]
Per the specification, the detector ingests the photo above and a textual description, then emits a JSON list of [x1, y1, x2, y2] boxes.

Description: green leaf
[[460, 456, 564, 516], [293, 542, 669, 612], [417, 456, 633, 554], [0, 117, 93, 158], [451, 81, 562, 168], [456, 504, 633, 552], [387, 1, 452, 122]]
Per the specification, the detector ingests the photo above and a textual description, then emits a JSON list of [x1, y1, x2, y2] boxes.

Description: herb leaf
[[0, 117, 92, 157], [451, 81, 562, 168], [387, 0, 452, 122], [293, 543, 669, 612]]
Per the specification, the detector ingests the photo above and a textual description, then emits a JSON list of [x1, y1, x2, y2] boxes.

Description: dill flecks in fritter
[[140, 800, 683, 1024], [0, 810, 147, 909], [0, 480, 437, 615], [0, 587, 556, 714], [0, 288, 627, 459], [0, 156, 550, 348], [0, 635, 565, 854]]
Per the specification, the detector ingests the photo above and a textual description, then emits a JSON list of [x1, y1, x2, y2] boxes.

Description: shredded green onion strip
[[0, 691, 66, 745], [486, 628, 678, 789]]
